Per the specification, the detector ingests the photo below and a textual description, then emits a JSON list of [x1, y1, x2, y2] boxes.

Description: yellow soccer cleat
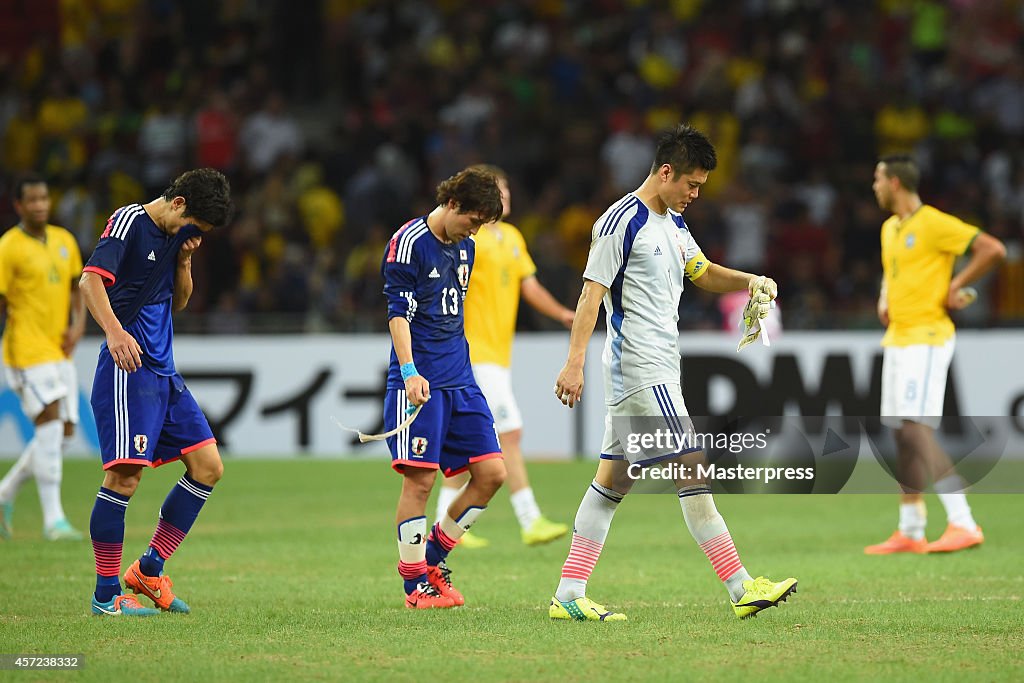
[[458, 530, 490, 549], [522, 516, 570, 546], [549, 596, 627, 622], [732, 576, 798, 619]]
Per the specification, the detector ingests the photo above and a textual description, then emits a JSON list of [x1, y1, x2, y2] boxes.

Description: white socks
[[31, 420, 67, 528], [899, 501, 927, 540], [0, 441, 34, 504], [555, 481, 622, 602], [510, 487, 541, 529], [679, 485, 751, 602], [934, 476, 978, 530]]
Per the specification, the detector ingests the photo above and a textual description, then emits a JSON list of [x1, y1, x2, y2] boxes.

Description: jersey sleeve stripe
[[598, 197, 640, 237], [398, 223, 428, 264], [387, 218, 421, 263], [594, 195, 633, 237], [111, 205, 144, 240], [83, 265, 116, 285]]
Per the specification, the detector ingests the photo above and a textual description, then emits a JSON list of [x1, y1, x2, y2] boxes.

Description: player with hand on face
[[548, 125, 797, 622], [0, 174, 87, 541], [382, 167, 507, 609], [435, 164, 574, 549], [866, 154, 1006, 555], [81, 168, 232, 616]]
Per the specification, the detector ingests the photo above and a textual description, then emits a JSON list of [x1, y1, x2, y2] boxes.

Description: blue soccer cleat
[[91, 593, 160, 617]]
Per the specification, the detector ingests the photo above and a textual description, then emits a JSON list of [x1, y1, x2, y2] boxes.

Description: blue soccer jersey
[[83, 204, 201, 376], [382, 217, 476, 390]]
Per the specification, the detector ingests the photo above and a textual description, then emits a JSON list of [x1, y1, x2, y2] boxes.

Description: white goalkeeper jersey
[[583, 193, 710, 405]]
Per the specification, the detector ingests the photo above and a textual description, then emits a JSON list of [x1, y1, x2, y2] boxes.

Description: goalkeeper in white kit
[[548, 124, 797, 621]]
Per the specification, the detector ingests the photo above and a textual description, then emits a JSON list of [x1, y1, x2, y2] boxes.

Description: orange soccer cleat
[[426, 561, 464, 606], [124, 559, 191, 613], [864, 531, 928, 555], [926, 524, 984, 553], [405, 582, 455, 609]]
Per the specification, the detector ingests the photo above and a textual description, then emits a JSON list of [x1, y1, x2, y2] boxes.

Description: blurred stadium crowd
[[1, 0, 1022, 333]]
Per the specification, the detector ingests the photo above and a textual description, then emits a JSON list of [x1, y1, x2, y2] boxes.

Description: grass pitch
[[1, 459, 1022, 682]]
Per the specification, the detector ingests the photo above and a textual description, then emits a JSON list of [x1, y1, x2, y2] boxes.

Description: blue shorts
[[91, 354, 215, 470], [384, 385, 502, 477]]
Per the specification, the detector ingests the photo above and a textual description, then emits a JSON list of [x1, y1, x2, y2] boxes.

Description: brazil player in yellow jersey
[[866, 155, 1006, 555], [434, 165, 575, 547], [0, 174, 87, 541]]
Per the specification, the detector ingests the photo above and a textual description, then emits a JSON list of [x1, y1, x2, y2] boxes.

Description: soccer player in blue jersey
[[382, 167, 507, 609], [80, 168, 232, 616]]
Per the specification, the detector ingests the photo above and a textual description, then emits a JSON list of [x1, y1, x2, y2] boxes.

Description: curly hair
[[651, 124, 718, 179], [162, 168, 233, 227], [435, 167, 503, 223]]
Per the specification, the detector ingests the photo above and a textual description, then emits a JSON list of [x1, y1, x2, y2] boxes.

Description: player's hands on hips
[[106, 327, 143, 372], [405, 375, 430, 406], [946, 284, 978, 311], [877, 298, 889, 327], [62, 323, 85, 357], [555, 364, 584, 408], [179, 236, 202, 262]]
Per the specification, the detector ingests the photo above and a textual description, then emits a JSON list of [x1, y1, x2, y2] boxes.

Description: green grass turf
[[1, 459, 1022, 682]]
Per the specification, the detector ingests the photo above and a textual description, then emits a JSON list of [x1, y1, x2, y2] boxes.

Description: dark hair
[[651, 124, 718, 178], [162, 168, 233, 227], [12, 173, 48, 200], [879, 154, 920, 193], [467, 163, 508, 182], [435, 167, 503, 223]]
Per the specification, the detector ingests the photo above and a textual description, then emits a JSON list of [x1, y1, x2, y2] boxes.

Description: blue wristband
[[400, 362, 419, 381]]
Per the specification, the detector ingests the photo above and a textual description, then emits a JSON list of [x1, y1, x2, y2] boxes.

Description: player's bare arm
[[62, 278, 87, 356], [692, 263, 778, 299], [388, 316, 430, 405], [555, 278, 607, 408], [173, 236, 202, 312], [521, 275, 574, 328], [80, 271, 143, 373], [877, 276, 890, 326], [946, 232, 1007, 310]]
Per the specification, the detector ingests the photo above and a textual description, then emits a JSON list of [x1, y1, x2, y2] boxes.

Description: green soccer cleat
[[732, 576, 798, 619], [522, 516, 570, 546], [458, 530, 490, 549], [43, 518, 84, 541], [91, 593, 160, 617], [0, 501, 12, 540], [549, 596, 627, 622]]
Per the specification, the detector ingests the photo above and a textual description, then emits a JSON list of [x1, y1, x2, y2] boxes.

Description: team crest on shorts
[[411, 436, 428, 457], [134, 434, 148, 454], [457, 264, 469, 288]]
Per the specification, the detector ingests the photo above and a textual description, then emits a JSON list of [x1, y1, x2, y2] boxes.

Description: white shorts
[[4, 360, 79, 424], [472, 363, 523, 434], [601, 383, 697, 464], [880, 340, 954, 429]]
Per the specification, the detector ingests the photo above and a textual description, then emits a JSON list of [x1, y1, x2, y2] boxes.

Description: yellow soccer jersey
[[0, 225, 83, 368], [881, 205, 979, 347], [464, 221, 537, 367]]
